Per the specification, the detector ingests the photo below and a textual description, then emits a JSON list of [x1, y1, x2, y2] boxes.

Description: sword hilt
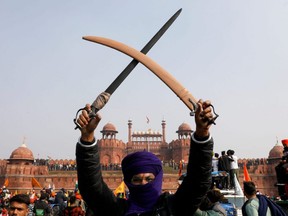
[[73, 108, 85, 130], [188, 98, 219, 125], [73, 107, 100, 130], [73, 92, 110, 130]]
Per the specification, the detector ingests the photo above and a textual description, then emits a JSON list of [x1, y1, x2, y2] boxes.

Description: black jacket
[[33, 200, 51, 216], [76, 134, 213, 216]]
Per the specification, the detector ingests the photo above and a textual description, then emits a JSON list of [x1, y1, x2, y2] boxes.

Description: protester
[[8, 194, 30, 216], [195, 189, 227, 216], [54, 188, 68, 216], [242, 181, 286, 216], [33, 193, 52, 216], [218, 151, 230, 190], [63, 195, 85, 216], [75, 99, 215, 216], [212, 153, 219, 172], [1, 206, 8, 216], [227, 150, 239, 189]]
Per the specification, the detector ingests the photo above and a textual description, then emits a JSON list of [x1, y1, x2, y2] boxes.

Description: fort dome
[[102, 123, 117, 131], [268, 143, 283, 159], [177, 123, 192, 132], [9, 144, 34, 161]]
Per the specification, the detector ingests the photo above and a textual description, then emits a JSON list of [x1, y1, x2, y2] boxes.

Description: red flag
[[31, 177, 42, 188], [243, 163, 251, 182]]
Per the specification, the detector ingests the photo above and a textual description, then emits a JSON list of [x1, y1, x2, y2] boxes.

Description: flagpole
[[146, 116, 150, 152], [148, 136, 150, 152]]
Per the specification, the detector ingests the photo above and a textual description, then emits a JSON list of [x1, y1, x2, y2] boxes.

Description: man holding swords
[[75, 99, 214, 216], [73, 8, 219, 216]]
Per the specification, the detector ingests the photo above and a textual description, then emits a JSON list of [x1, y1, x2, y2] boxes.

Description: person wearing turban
[[76, 99, 214, 216]]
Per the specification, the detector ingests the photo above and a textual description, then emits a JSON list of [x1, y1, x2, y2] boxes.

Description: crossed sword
[[74, 8, 218, 129]]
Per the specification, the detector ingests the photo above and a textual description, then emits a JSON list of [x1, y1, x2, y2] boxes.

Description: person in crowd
[[75, 99, 215, 216], [74, 191, 86, 213], [242, 181, 286, 216], [212, 153, 219, 172], [1, 206, 8, 216], [195, 189, 227, 216], [275, 147, 288, 200], [212, 153, 221, 189], [8, 194, 30, 216], [63, 195, 85, 216], [218, 151, 230, 190], [54, 188, 68, 216], [227, 150, 239, 189], [33, 193, 51, 216]]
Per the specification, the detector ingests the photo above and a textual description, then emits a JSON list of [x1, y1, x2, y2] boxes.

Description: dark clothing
[[54, 191, 68, 216], [33, 200, 52, 216], [218, 155, 230, 173], [218, 155, 230, 189], [76, 134, 214, 216], [54, 191, 67, 205]]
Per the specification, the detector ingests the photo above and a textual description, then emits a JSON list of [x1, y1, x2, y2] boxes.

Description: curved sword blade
[[82, 36, 197, 112], [82, 36, 219, 124], [85, 8, 182, 96], [74, 9, 182, 129], [85, 9, 181, 116]]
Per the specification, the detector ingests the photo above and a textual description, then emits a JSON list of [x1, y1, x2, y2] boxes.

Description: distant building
[[97, 120, 192, 165], [0, 120, 285, 196]]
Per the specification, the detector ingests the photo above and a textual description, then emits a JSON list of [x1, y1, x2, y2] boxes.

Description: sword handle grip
[[73, 92, 111, 130], [73, 108, 85, 130], [188, 99, 219, 125]]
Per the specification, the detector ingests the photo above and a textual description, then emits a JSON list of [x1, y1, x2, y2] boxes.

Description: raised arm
[[173, 99, 215, 215], [75, 105, 123, 216]]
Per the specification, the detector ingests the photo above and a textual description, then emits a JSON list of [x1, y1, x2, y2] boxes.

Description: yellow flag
[[114, 181, 126, 198]]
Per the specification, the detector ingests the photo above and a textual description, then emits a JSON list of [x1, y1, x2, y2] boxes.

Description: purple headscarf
[[121, 151, 163, 215]]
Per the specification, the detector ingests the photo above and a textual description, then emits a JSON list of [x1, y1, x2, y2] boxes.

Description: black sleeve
[[172, 136, 213, 216], [76, 143, 125, 216]]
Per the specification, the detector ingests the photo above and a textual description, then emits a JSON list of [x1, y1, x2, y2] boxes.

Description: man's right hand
[[194, 99, 213, 138], [77, 104, 102, 142]]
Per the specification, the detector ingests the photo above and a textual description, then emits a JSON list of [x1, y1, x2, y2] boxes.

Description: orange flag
[[31, 177, 42, 188], [243, 163, 251, 182], [3, 178, 9, 187]]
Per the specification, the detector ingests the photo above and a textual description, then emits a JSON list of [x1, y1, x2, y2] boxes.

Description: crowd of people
[[211, 149, 240, 190], [2, 181, 287, 216], [0, 186, 86, 216]]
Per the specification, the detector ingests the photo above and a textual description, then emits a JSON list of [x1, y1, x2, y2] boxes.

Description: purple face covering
[[121, 151, 163, 215]]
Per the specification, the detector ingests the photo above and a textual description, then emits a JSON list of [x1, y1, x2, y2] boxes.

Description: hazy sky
[[1, 1, 288, 160]]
